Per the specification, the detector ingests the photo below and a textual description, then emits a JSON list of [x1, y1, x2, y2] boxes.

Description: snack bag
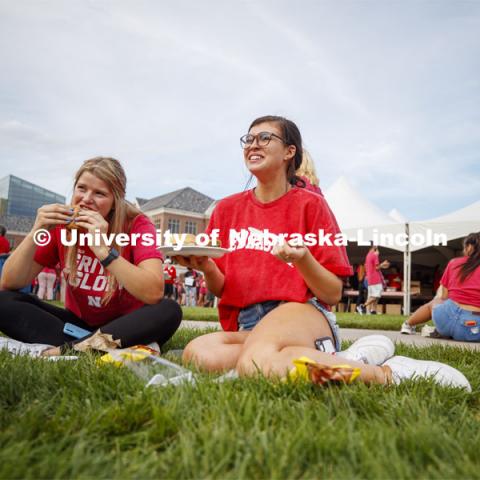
[[289, 356, 361, 386], [100, 347, 195, 387], [99, 344, 160, 367]]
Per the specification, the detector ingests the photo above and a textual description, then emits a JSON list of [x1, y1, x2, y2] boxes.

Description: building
[[0, 175, 66, 249], [0, 175, 65, 217], [138, 187, 215, 235]]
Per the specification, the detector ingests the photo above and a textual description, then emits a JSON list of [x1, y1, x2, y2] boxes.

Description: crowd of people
[[163, 261, 215, 307], [0, 115, 477, 393]]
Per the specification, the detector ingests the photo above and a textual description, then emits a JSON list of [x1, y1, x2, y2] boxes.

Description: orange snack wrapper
[[289, 356, 361, 385]]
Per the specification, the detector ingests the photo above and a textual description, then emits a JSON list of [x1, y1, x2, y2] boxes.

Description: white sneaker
[[383, 355, 471, 392], [339, 335, 395, 365], [0, 337, 54, 357], [400, 321, 416, 335], [356, 305, 364, 315]]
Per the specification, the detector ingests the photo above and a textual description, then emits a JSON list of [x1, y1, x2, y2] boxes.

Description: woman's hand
[[272, 240, 308, 265], [73, 209, 110, 258], [32, 204, 73, 232]]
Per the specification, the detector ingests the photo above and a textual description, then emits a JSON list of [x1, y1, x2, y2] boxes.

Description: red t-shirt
[[0, 236, 10, 255], [441, 257, 480, 308], [34, 215, 162, 326], [365, 250, 382, 286], [164, 265, 177, 285], [206, 188, 352, 331], [300, 176, 324, 196], [385, 273, 402, 290]]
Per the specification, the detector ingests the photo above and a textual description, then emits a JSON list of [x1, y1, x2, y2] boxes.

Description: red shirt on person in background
[[0, 235, 10, 255], [441, 257, 480, 308], [365, 249, 382, 286], [164, 264, 177, 285]]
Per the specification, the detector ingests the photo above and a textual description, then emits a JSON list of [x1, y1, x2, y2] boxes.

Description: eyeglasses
[[240, 131, 286, 149]]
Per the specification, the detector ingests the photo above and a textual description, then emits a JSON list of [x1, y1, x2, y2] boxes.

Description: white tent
[[325, 177, 480, 314], [325, 176, 396, 229], [325, 177, 412, 311], [411, 200, 480, 248]]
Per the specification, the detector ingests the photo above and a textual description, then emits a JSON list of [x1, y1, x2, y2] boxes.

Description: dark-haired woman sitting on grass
[[401, 232, 480, 341]]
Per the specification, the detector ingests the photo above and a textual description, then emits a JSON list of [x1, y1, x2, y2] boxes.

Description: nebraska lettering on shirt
[[72, 252, 108, 293], [228, 228, 347, 253]]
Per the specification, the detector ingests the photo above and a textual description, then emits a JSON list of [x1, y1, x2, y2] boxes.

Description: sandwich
[[169, 233, 221, 247], [66, 205, 81, 230]]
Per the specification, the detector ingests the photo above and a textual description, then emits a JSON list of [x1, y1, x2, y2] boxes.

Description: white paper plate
[[158, 246, 230, 258]]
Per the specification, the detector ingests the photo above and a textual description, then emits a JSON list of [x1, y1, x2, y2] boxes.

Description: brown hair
[[248, 115, 304, 186], [65, 157, 142, 304], [457, 232, 480, 283]]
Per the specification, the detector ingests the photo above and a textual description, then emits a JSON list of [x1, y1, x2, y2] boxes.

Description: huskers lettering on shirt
[[206, 188, 352, 331], [34, 215, 162, 326]]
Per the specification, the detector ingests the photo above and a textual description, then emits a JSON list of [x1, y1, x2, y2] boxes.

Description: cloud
[[0, 0, 479, 220]]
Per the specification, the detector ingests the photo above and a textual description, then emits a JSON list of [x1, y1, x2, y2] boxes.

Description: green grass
[[0, 328, 479, 479], [182, 306, 408, 331], [50, 302, 414, 331]]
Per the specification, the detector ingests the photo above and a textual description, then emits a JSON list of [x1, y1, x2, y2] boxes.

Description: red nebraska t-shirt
[[34, 215, 162, 326], [441, 256, 480, 308], [206, 188, 352, 331]]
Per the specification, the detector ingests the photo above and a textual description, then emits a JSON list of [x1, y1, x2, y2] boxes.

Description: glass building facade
[[0, 175, 65, 218]]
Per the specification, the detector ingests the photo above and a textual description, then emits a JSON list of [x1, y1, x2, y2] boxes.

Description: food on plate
[[169, 234, 222, 248]]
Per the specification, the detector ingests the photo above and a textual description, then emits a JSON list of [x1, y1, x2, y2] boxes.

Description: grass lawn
[[0, 328, 478, 479], [182, 306, 409, 331], [48, 302, 414, 331]]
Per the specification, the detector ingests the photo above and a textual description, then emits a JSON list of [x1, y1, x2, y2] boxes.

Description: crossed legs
[[183, 302, 386, 384]]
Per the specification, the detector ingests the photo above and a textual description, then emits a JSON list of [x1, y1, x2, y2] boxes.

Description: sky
[[0, 0, 479, 220]]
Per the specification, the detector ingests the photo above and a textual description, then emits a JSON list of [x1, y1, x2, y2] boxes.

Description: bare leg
[[182, 330, 250, 372], [364, 296, 379, 312], [233, 302, 388, 384], [407, 299, 444, 327], [271, 346, 387, 384]]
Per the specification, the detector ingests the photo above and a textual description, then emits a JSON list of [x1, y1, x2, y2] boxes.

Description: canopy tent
[[324, 177, 480, 314], [324, 176, 396, 229]]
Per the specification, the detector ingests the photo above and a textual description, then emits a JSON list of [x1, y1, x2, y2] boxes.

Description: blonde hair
[[65, 157, 142, 304], [297, 149, 319, 186]]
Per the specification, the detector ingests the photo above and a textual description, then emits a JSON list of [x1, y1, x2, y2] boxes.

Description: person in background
[[0, 225, 10, 255], [355, 263, 368, 313], [175, 277, 185, 305], [385, 266, 402, 291], [401, 232, 480, 341], [184, 267, 197, 307], [36, 267, 57, 301], [163, 258, 177, 299], [296, 149, 323, 195], [197, 275, 207, 307], [357, 245, 390, 315]]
